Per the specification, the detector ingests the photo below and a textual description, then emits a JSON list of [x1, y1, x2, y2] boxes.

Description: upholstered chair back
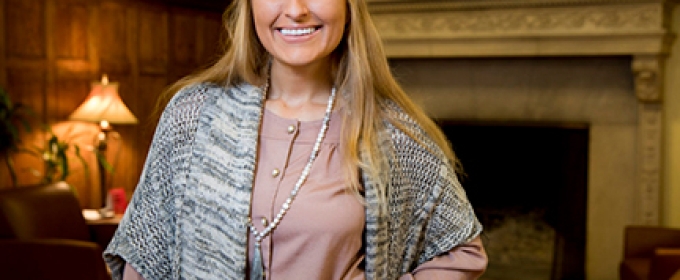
[[0, 181, 91, 241]]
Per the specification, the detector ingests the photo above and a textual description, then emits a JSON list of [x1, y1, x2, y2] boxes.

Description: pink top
[[122, 109, 487, 279]]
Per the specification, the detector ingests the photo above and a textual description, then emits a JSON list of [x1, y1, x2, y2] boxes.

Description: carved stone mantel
[[370, 0, 677, 57], [368, 0, 676, 225]]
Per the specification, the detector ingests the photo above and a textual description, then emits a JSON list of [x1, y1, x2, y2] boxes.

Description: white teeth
[[280, 27, 316, 36]]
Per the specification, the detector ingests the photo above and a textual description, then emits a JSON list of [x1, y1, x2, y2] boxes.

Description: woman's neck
[[265, 61, 335, 121], [268, 61, 332, 100]]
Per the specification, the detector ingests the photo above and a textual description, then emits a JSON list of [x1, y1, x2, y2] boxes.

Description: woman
[[104, 0, 487, 279]]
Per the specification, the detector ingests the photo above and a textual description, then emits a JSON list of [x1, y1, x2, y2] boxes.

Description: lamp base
[[98, 180, 114, 219], [98, 208, 115, 219], [96, 127, 111, 213]]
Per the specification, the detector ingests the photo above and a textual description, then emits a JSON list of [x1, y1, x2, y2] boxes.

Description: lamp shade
[[69, 75, 138, 125]]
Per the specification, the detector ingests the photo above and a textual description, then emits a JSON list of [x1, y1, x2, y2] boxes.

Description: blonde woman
[[104, 0, 487, 279]]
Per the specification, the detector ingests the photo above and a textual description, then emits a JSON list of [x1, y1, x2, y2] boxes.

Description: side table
[[83, 210, 123, 250]]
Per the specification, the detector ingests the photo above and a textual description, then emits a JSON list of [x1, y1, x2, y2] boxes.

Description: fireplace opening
[[440, 121, 588, 280]]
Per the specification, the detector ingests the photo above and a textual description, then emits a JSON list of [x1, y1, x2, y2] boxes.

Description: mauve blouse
[[122, 108, 487, 280]]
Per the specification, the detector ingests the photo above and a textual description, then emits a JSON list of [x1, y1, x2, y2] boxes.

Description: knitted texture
[[104, 83, 482, 280]]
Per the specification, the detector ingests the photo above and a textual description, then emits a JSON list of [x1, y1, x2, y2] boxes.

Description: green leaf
[[6, 125, 19, 143], [94, 149, 115, 174], [0, 87, 12, 109], [4, 154, 17, 188], [57, 146, 69, 181], [73, 144, 91, 184]]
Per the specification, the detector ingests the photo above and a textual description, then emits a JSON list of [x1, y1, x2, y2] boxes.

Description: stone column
[[632, 55, 665, 225]]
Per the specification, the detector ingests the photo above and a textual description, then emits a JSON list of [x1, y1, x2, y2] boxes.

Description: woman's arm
[[123, 263, 147, 280], [103, 84, 210, 280], [399, 236, 487, 280]]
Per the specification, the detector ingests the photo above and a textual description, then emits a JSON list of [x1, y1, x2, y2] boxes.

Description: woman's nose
[[283, 0, 309, 20]]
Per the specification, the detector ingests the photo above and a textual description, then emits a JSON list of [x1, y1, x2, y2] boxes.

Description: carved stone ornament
[[638, 103, 663, 224], [633, 55, 664, 102], [370, 1, 676, 57], [371, 3, 664, 39]]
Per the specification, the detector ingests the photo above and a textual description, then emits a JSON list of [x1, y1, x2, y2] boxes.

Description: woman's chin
[[270, 51, 333, 69]]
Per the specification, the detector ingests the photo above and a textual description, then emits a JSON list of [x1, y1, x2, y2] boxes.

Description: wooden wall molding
[[154, 0, 227, 11], [137, 2, 169, 76], [0, 0, 6, 86], [5, 0, 46, 59], [99, 1, 132, 75]]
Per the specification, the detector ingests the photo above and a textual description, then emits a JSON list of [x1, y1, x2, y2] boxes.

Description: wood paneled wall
[[0, 0, 224, 208]]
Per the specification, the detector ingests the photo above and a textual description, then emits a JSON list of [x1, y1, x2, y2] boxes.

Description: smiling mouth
[[278, 27, 320, 36]]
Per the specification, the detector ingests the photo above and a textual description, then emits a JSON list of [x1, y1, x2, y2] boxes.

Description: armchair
[[620, 225, 680, 280], [0, 181, 110, 280]]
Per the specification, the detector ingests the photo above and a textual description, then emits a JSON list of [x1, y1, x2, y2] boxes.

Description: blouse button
[[261, 217, 269, 227], [272, 168, 281, 178], [287, 125, 296, 134]]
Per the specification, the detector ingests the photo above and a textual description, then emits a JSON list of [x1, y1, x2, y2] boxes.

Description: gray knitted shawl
[[103, 83, 482, 280]]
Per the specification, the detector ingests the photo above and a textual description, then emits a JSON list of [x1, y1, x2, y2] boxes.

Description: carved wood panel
[[6, 0, 46, 59], [170, 7, 199, 68], [7, 67, 46, 123], [55, 60, 93, 80], [138, 3, 168, 75], [54, 1, 89, 60], [136, 76, 167, 131], [1, 0, 223, 206], [200, 13, 223, 65], [51, 78, 89, 120], [0, 0, 6, 85], [99, 1, 130, 74], [51, 0, 93, 122]]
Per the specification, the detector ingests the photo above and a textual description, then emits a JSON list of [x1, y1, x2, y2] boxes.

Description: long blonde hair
[[156, 0, 459, 202]]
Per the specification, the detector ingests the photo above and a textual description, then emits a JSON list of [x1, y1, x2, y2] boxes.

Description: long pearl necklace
[[248, 85, 337, 280]]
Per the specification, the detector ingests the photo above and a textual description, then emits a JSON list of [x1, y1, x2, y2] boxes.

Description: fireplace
[[389, 55, 638, 278], [441, 122, 588, 279], [375, 1, 675, 278]]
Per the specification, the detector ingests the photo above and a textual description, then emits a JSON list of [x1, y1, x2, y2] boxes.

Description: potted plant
[[0, 87, 33, 187], [28, 126, 91, 185], [1, 87, 98, 188]]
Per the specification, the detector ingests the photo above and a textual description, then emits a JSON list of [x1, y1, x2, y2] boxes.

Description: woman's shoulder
[[163, 82, 219, 111], [169, 82, 258, 105], [163, 82, 260, 114], [382, 100, 427, 141], [382, 100, 447, 161]]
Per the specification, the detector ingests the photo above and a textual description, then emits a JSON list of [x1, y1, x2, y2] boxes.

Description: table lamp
[[69, 74, 137, 217]]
